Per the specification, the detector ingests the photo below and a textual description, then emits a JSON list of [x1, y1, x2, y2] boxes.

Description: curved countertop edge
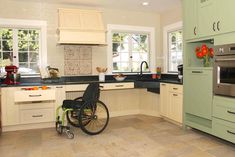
[[0, 79, 183, 87]]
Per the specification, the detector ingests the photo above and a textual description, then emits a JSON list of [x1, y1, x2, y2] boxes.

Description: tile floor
[[0, 115, 234, 157]]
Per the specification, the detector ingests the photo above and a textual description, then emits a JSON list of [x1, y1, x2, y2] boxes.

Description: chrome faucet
[[139, 61, 149, 78]]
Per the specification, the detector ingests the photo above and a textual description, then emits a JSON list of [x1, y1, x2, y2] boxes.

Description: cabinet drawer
[[20, 108, 54, 124], [14, 90, 56, 102], [169, 84, 183, 93], [101, 83, 134, 90], [213, 96, 235, 123], [65, 84, 88, 92], [213, 118, 235, 143]]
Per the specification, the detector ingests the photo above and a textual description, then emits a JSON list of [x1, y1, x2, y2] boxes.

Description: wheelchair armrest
[[74, 97, 83, 101]]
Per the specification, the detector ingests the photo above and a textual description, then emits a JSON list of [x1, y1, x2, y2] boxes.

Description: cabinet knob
[[192, 71, 203, 74]]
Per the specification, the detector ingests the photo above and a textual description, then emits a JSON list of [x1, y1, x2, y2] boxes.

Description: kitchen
[[0, 0, 235, 157]]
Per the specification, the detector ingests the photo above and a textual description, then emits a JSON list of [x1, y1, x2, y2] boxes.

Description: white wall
[[0, 0, 161, 75], [159, 6, 182, 72]]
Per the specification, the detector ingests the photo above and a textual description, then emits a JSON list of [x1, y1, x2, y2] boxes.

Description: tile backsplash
[[64, 45, 92, 75]]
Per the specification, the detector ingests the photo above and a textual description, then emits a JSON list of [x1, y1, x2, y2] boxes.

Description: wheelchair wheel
[[66, 110, 80, 127], [79, 100, 109, 135], [66, 110, 91, 127]]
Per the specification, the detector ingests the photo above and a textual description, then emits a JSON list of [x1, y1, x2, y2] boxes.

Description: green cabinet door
[[197, 0, 217, 37], [184, 68, 213, 120], [183, 0, 198, 40], [216, 0, 235, 34]]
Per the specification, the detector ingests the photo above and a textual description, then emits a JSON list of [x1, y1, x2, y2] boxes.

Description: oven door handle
[[215, 58, 235, 62]]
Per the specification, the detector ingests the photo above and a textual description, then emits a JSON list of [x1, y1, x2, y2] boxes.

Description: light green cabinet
[[184, 68, 213, 120], [212, 118, 235, 144], [183, 0, 198, 40], [183, 0, 235, 40], [216, 0, 235, 35], [197, 0, 216, 37]]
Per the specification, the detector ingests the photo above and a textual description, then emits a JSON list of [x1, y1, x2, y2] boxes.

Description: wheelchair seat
[[62, 100, 84, 109], [62, 82, 100, 109]]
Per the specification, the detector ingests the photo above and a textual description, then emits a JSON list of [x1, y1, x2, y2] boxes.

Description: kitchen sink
[[134, 79, 160, 88]]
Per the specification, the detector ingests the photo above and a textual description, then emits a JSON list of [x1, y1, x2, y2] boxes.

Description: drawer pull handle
[[173, 94, 178, 97], [173, 88, 178, 90], [56, 86, 63, 88], [29, 94, 42, 97], [115, 85, 124, 87], [227, 130, 235, 135], [192, 71, 203, 74], [161, 84, 166, 86], [32, 115, 43, 118], [227, 111, 235, 115]]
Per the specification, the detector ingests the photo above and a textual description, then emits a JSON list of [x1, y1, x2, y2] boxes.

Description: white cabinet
[[2, 87, 20, 126], [160, 83, 169, 117], [1, 86, 66, 129], [100, 82, 134, 90], [160, 83, 183, 123], [53, 86, 66, 109]]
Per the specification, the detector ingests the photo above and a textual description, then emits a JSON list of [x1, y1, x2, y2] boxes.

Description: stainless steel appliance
[[214, 43, 235, 97], [177, 64, 183, 83]]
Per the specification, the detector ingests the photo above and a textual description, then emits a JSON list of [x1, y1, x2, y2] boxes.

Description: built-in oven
[[214, 43, 235, 97]]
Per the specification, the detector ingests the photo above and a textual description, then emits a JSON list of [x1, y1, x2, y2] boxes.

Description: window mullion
[[13, 29, 19, 66]]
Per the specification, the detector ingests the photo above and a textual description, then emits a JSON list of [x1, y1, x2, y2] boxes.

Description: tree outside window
[[112, 32, 150, 73], [168, 30, 183, 72], [0, 28, 40, 74]]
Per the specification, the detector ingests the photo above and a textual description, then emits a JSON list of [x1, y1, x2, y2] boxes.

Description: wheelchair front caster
[[66, 130, 74, 139]]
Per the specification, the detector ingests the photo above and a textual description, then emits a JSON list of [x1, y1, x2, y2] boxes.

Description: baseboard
[[139, 110, 161, 117], [109, 110, 140, 117], [2, 122, 54, 132]]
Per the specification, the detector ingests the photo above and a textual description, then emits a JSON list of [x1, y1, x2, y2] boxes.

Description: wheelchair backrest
[[82, 83, 100, 103]]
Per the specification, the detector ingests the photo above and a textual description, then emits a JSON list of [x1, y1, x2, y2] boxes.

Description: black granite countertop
[[0, 74, 182, 87]]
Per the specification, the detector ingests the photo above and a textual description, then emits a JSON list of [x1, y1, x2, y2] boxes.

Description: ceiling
[[56, 0, 181, 13]]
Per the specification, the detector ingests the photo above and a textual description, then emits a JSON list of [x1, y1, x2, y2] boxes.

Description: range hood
[[58, 8, 106, 45]]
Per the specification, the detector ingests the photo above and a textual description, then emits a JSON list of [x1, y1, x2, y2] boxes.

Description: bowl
[[114, 76, 127, 81]]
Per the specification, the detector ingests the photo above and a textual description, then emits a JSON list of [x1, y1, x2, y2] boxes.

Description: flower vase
[[203, 56, 210, 67]]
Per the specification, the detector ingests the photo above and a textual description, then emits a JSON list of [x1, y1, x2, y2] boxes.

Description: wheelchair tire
[[79, 100, 109, 135]]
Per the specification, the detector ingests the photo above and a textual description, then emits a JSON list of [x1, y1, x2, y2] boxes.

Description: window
[[167, 29, 183, 72], [112, 32, 150, 73], [163, 21, 183, 73], [107, 24, 156, 74], [0, 28, 40, 74], [0, 18, 47, 76]]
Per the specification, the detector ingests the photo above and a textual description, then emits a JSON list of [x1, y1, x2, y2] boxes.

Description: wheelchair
[[55, 83, 109, 139]]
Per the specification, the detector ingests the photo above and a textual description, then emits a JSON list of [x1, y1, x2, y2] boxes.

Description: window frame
[[0, 18, 47, 76], [163, 21, 183, 74], [107, 24, 156, 74]]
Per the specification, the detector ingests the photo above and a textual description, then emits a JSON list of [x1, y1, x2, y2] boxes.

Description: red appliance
[[3, 65, 19, 85]]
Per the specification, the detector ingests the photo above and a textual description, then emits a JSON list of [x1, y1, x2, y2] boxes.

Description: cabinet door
[[183, 0, 198, 40], [169, 92, 183, 123], [160, 83, 169, 117], [216, 0, 235, 34], [54, 86, 66, 109], [184, 69, 213, 120], [198, 0, 217, 37], [1, 88, 19, 126]]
